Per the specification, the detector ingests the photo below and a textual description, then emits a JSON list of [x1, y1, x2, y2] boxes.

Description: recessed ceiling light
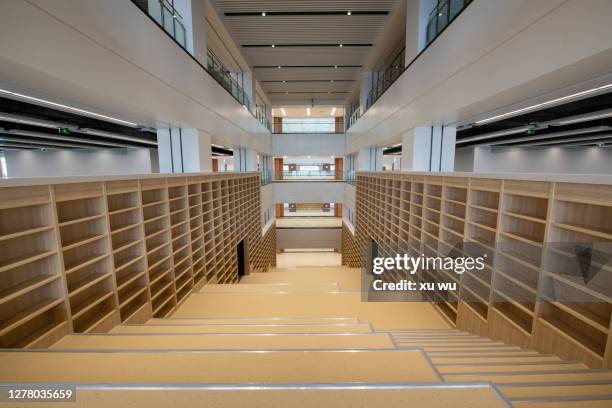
[[277, 65, 282, 69], [330, 80, 334, 83], [271, 44, 275, 48], [285, 91, 289, 94], [307, 107, 311, 116], [339, 44, 343, 47], [438, 12, 443, 16], [334, 65, 338, 69], [282, 80, 286, 83], [0, 88, 139, 127], [347, 11, 352, 15], [261, 12, 266, 16]]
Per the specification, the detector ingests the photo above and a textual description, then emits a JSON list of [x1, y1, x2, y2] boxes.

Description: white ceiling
[[213, 0, 403, 105], [272, 106, 345, 118]]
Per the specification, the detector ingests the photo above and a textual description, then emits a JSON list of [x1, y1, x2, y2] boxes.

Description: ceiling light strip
[[486, 126, 611, 146], [6, 129, 131, 148], [456, 126, 535, 144], [0, 88, 139, 127], [474, 83, 612, 125], [79, 128, 157, 145]]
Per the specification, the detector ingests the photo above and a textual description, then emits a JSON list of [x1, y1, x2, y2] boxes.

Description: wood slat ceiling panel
[[216, 0, 399, 12]]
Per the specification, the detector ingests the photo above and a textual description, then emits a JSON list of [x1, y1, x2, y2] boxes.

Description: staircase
[[1, 266, 611, 407]]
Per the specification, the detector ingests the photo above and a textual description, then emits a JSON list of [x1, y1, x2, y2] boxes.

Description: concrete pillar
[[401, 126, 456, 172], [157, 128, 211, 173], [234, 148, 258, 171], [357, 147, 383, 171]]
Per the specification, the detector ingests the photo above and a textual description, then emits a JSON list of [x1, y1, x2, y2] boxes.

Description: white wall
[[4, 148, 154, 178], [274, 182, 345, 204], [0, 0, 271, 154], [455, 146, 612, 174], [272, 133, 346, 157], [347, 0, 612, 153]]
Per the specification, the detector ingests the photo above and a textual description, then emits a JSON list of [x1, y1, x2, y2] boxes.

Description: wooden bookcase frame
[[343, 172, 612, 368], [0, 172, 275, 348]]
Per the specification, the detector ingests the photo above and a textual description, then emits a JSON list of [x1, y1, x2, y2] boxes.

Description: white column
[[357, 147, 383, 171], [401, 126, 456, 172], [157, 128, 211, 173], [181, 129, 212, 173], [234, 148, 258, 171]]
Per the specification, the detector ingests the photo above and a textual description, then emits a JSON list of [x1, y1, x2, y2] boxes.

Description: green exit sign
[[526, 129, 536, 136], [59, 128, 71, 135]]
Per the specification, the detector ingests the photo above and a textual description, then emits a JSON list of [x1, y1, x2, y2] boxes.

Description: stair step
[[0, 350, 439, 383], [50, 333, 395, 350], [112, 323, 373, 334], [500, 383, 612, 399], [148, 317, 361, 325], [50, 384, 509, 408], [514, 400, 612, 408], [438, 363, 589, 375], [431, 356, 562, 364], [444, 371, 612, 384]]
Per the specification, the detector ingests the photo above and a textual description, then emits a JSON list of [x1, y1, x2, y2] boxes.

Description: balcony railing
[[275, 170, 343, 181], [207, 49, 250, 110], [131, 0, 267, 126], [344, 170, 356, 186], [260, 169, 272, 186], [347, 0, 473, 130]]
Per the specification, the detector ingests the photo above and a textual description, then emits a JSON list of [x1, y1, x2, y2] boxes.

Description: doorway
[[237, 239, 247, 279]]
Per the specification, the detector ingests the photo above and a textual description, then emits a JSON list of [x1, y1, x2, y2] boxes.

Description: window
[[282, 118, 335, 133]]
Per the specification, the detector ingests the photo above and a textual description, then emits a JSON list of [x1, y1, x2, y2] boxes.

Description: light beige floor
[[0, 350, 438, 383], [199, 282, 340, 293], [276, 217, 342, 228], [29, 386, 508, 408], [275, 252, 342, 268]]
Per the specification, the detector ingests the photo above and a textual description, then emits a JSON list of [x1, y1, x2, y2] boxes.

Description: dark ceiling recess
[[225, 11, 389, 16], [253, 65, 362, 69], [457, 92, 612, 148], [383, 145, 402, 155], [0, 97, 157, 151], [212, 145, 233, 156]]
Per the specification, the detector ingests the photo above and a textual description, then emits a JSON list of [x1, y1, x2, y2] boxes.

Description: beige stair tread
[[431, 356, 562, 364], [500, 383, 612, 398], [242, 269, 361, 291], [40, 385, 508, 408], [427, 350, 532, 356], [50, 333, 394, 350], [148, 317, 361, 325], [199, 282, 340, 293], [0, 350, 438, 383], [173, 292, 449, 330], [444, 371, 612, 383], [514, 401, 612, 408], [112, 323, 372, 334], [438, 363, 589, 374]]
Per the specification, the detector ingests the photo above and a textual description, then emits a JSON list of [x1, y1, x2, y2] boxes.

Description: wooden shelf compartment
[[0, 229, 58, 274], [461, 272, 490, 304], [442, 199, 466, 220], [62, 235, 110, 275], [497, 234, 543, 268], [118, 280, 148, 311], [0, 303, 68, 348], [500, 214, 546, 245], [492, 300, 534, 335], [494, 252, 540, 291], [539, 301, 608, 358], [461, 300, 489, 321], [108, 207, 141, 233], [551, 199, 612, 240], [151, 284, 176, 317], [502, 192, 548, 221], [469, 189, 500, 211], [0, 202, 53, 242], [106, 189, 139, 213], [444, 185, 467, 203], [142, 200, 169, 223], [69, 274, 116, 320], [59, 215, 107, 250], [56, 196, 105, 226], [65, 259, 113, 298], [467, 205, 498, 231], [72, 301, 118, 333]]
